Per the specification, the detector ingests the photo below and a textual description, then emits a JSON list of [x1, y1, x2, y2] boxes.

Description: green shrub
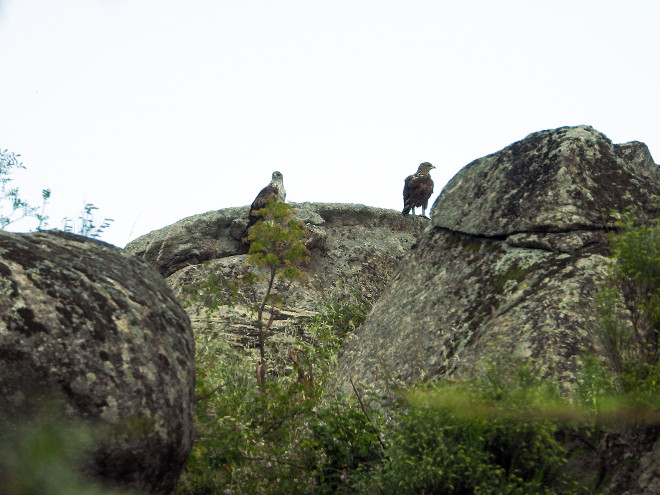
[[307, 281, 372, 387], [175, 279, 382, 494], [372, 364, 589, 495], [586, 207, 660, 414], [176, 339, 384, 494]]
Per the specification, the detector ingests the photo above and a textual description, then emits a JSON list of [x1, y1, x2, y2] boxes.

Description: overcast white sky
[[1, 1, 658, 248]]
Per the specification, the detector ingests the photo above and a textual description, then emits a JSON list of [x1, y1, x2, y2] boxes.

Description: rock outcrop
[[337, 126, 660, 392], [120, 126, 660, 494], [126, 203, 429, 349], [0, 230, 195, 494]]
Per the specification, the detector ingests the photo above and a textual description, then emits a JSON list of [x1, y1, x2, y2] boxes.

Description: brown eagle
[[248, 171, 286, 228], [402, 162, 435, 216]]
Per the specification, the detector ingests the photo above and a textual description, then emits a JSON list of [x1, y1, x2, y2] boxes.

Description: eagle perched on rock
[[402, 162, 435, 216], [248, 171, 286, 228]]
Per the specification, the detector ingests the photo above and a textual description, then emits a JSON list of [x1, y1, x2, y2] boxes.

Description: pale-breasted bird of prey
[[402, 162, 435, 216], [247, 171, 286, 228]]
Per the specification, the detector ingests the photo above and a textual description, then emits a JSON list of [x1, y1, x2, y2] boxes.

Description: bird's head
[[272, 171, 284, 182], [418, 162, 435, 174]]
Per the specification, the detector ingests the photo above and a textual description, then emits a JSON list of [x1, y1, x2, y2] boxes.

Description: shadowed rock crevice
[[435, 225, 610, 255]]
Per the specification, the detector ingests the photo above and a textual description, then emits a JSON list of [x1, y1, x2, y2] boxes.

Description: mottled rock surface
[[126, 203, 429, 350], [0, 230, 195, 494], [337, 126, 660, 393], [125, 206, 250, 278], [435, 125, 659, 236], [600, 427, 660, 495]]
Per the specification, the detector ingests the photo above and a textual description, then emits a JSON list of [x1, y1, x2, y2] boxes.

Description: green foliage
[[175, 291, 383, 495], [180, 271, 238, 321], [304, 397, 384, 494], [180, 308, 600, 494], [576, 353, 617, 420], [608, 210, 660, 361], [0, 393, 128, 495], [587, 207, 660, 411], [373, 366, 589, 495], [0, 148, 50, 230], [308, 282, 372, 358], [246, 201, 310, 278], [245, 200, 311, 387]]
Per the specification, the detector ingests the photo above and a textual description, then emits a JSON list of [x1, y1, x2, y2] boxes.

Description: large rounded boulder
[[337, 125, 660, 393], [0, 230, 195, 494]]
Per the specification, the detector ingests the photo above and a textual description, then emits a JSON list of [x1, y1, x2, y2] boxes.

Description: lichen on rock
[[0, 230, 195, 494], [336, 125, 660, 394], [126, 203, 429, 352]]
